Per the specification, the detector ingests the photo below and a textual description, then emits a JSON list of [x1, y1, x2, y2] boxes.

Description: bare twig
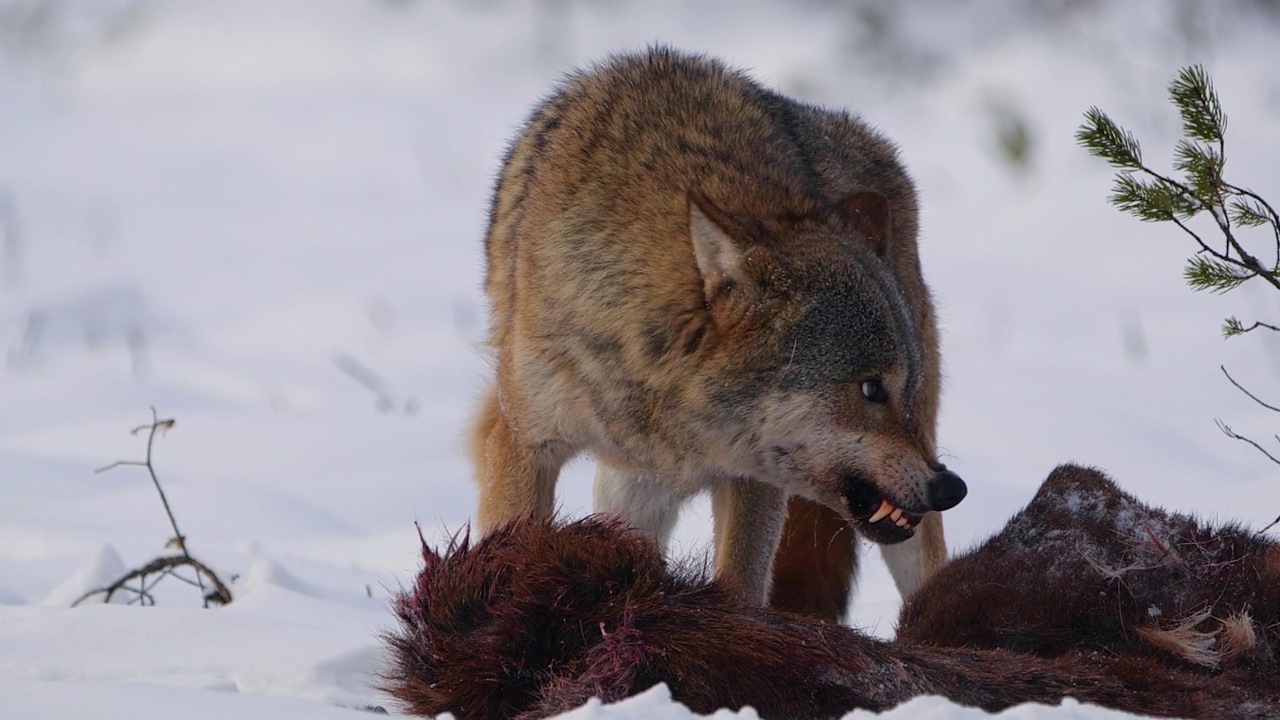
[[80, 409, 233, 607], [1220, 366, 1280, 412], [97, 408, 185, 551], [72, 555, 232, 607], [1215, 419, 1280, 466]]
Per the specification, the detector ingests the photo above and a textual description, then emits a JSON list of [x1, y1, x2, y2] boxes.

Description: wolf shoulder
[[499, 47, 917, 228]]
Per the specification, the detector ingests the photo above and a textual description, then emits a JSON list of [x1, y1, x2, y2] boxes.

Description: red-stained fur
[[384, 466, 1280, 719]]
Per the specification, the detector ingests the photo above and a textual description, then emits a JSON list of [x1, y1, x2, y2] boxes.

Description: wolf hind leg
[[592, 464, 681, 552], [471, 386, 571, 534], [712, 478, 787, 606], [879, 510, 947, 599], [768, 497, 859, 623]]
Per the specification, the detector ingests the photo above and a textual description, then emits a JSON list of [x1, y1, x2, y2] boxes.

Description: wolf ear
[[841, 190, 892, 257], [688, 190, 749, 303]]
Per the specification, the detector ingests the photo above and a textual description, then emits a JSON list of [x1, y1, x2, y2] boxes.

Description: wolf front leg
[[712, 478, 788, 605], [593, 464, 682, 552], [470, 386, 569, 534], [770, 502, 947, 621], [769, 497, 858, 622], [879, 510, 947, 598]]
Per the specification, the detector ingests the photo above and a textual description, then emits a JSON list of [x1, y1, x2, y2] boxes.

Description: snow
[[545, 686, 1153, 720], [2, 1, 1278, 718]]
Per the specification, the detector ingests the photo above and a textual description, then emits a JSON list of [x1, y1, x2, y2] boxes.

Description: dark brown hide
[[900, 463, 1280, 701], [384, 469, 1280, 719]]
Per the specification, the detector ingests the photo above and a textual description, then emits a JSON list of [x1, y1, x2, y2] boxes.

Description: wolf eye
[[860, 378, 888, 404]]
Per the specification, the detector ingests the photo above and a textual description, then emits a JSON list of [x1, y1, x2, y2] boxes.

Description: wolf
[[470, 47, 965, 612]]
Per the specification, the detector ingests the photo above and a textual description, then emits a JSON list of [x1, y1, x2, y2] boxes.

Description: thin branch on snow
[[76, 409, 233, 608]]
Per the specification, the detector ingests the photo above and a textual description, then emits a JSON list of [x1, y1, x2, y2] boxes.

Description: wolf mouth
[[843, 476, 924, 544]]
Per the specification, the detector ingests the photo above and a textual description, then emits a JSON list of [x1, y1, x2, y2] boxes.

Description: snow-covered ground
[[2, 1, 1278, 718]]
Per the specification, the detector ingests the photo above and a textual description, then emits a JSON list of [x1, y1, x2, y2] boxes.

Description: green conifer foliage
[[1078, 66, 1280, 473], [1077, 66, 1280, 338]]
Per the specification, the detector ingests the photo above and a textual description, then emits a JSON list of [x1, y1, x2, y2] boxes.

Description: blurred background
[[2, 0, 1280, 631]]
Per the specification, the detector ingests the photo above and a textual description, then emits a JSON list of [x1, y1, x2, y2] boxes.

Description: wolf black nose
[[927, 470, 967, 511]]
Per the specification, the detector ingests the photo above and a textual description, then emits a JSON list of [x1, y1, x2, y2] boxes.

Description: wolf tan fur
[[471, 47, 964, 609]]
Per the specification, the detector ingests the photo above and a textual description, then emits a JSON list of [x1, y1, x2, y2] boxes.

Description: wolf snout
[[926, 469, 967, 511]]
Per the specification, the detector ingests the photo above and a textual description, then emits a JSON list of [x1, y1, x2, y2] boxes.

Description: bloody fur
[[384, 464, 1279, 719]]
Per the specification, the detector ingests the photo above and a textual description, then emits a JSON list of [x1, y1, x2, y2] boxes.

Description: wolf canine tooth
[[868, 500, 894, 524]]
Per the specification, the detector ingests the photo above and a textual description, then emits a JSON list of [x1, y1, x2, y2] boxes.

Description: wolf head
[[686, 190, 965, 544]]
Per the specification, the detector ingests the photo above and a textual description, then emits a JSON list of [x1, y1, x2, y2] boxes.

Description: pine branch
[[1223, 184, 1280, 267], [1076, 107, 1143, 170], [1169, 66, 1226, 146], [1228, 197, 1272, 228], [1173, 140, 1223, 199], [1080, 66, 1280, 484], [1223, 317, 1280, 338], [1185, 255, 1251, 294], [1110, 173, 1199, 222], [1079, 66, 1280, 295]]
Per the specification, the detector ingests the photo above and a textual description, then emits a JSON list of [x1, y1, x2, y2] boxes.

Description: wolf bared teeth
[[895, 516, 909, 528], [890, 508, 904, 523], [868, 499, 894, 523]]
